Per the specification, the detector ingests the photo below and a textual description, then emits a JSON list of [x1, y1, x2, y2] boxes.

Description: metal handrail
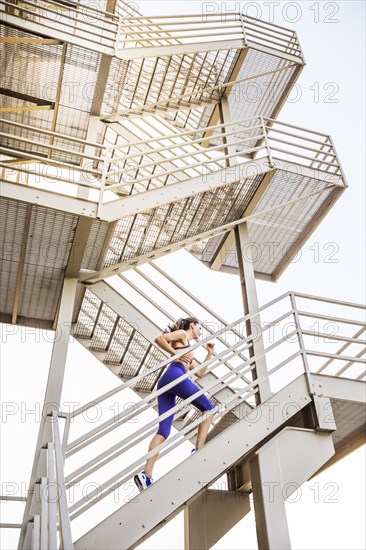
[[0, 0, 117, 51], [68, 290, 365, 466], [114, 12, 303, 60], [1, 116, 345, 216], [18, 412, 74, 549]]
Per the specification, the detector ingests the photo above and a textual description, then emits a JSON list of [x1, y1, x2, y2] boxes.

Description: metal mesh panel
[[134, 345, 166, 391], [198, 49, 299, 138], [90, 303, 117, 351], [0, 26, 63, 101], [105, 318, 135, 364], [206, 410, 239, 442], [0, 198, 28, 315], [229, 53, 297, 146], [81, 219, 109, 270], [74, 288, 101, 338], [118, 48, 239, 117], [17, 206, 77, 320], [190, 170, 336, 276], [247, 170, 334, 274], [0, 24, 127, 164], [119, 331, 150, 378], [105, 173, 263, 267]]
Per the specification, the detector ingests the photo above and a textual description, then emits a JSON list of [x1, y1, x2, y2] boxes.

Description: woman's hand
[[204, 342, 215, 356]]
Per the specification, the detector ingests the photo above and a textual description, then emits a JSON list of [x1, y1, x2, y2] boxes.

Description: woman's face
[[191, 322, 202, 340]]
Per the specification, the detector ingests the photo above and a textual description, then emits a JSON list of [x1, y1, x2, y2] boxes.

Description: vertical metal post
[[78, 115, 101, 201], [98, 143, 110, 218], [52, 411, 74, 550], [18, 277, 77, 550], [239, 12, 248, 46], [47, 444, 58, 549], [39, 477, 48, 550], [260, 116, 274, 168], [218, 97, 237, 168], [234, 223, 271, 404], [290, 293, 314, 395], [115, 12, 122, 53]]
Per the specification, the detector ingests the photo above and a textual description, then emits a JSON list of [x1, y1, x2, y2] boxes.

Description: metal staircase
[[24, 289, 366, 548], [1, 2, 365, 550]]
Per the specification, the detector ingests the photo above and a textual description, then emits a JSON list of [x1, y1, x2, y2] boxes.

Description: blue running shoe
[[134, 471, 153, 492]]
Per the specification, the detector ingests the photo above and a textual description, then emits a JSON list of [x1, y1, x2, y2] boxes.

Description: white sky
[[1, 1, 365, 549]]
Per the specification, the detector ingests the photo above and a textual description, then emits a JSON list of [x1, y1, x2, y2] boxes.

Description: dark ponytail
[[165, 316, 200, 333]]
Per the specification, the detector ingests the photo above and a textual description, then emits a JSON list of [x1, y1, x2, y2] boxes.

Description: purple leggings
[[156, 362, 215, 439]]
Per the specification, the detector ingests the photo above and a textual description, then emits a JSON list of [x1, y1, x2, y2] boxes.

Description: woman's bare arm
[[191, 343, 215, 378], [154, 329, 188, 356]]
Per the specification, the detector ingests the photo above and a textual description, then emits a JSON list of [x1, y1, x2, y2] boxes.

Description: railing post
[[239, 12, 248, 46], [260, 116, 274, 168], [18, 278, 77, 550], [98, 144, 110, 218], [52, 411, 74, 550], [47, 443, 58, 550], [115, 12, 122, 54], [290, 292, 314, 395]]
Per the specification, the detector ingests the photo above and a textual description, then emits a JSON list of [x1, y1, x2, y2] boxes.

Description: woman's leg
[[195, 411, 214, 449], [145, 434, 166, 477], [144, 389, 176, 478], [174, 377, 215, 449]]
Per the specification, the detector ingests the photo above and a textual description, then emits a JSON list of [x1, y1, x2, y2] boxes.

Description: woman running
[[134, 316, 215, 491]]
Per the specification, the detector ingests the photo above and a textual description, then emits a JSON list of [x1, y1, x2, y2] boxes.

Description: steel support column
[[184, 489, 250, 550], [234, 222, 271, 403], [250, 427, 334, 550], [18, 277, 77, 549]]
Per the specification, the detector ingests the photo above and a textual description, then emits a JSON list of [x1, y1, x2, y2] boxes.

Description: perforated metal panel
[[104, 173, 263, 267], [74, 287, 166, 389], [330, 398, 366, 451], [18, 205, 77, 320], [0, 198, 28, 315], [81, 219, 109, 270], [0, 198, 111, 323], [190, 169, 340, 278]]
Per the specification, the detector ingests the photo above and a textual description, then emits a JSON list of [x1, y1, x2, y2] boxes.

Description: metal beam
[[11, 204, 32, 324], [250, 427, 334, 550], [203, 47, 249, 138], [0, 181, 98, 218], [48, 43, 67, 157], [65, 216, 94, 278], [0, 105, 53, 112], [18, 277, 78, 549], [235, 222, 271, 404], [88, 281, 162, 341], [184, 489, 250, 549], [115, 39, 246, 60], [0, 37, 62, 44], [0, 313, 54, 330], [311, 373, 366, 404], [0, 88, 54, 107]]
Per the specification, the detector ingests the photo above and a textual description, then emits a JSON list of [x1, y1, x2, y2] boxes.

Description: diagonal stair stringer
[[74, 373, 314, 549]]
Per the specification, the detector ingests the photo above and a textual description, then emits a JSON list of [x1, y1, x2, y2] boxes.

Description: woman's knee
[[156, 420, 172, 440]]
